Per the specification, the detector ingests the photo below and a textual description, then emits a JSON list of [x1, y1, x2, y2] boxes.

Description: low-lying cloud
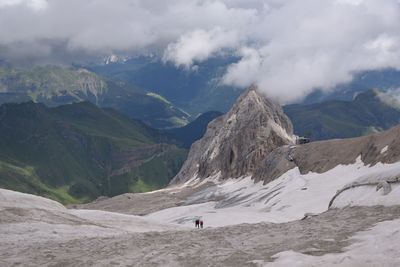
[[1, 0, 400, 103]]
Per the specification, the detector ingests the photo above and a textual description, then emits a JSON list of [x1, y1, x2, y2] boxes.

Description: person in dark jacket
[[200, 220, 204, 229], [195, 219, 200, 228]]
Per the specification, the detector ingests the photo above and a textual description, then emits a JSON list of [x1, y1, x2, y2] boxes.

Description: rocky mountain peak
[[172, 85, 295, 183]]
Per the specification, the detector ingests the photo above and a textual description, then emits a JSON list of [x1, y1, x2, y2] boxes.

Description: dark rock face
[[172, 86, 295, 183]]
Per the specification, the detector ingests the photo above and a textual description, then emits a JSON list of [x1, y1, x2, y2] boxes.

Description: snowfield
[[147, 157, 400, 227]]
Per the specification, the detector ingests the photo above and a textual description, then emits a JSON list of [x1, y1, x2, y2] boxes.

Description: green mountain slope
[[0, 101, 187, 204], [0, 65, 189, 128], [285, 89, 400, 140]]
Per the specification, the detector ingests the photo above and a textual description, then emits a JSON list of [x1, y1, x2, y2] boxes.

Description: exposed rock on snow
[[172, 85, 295, 183]]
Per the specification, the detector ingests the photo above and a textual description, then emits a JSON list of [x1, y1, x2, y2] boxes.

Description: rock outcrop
[[253, 124, 400, 184], [171, 85, 295, 183]]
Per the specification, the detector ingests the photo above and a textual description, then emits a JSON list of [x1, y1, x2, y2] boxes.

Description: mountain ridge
[[0, 65, 190, 128], [284, 89, 400, 140], [0, 101, 187, 204]]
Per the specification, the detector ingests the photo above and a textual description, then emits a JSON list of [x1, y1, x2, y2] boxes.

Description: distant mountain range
[[303, 68, 400, 104], [0, 65, 190, 128], [88, 56, 243, 116], [89, 57, 400, 117], [0, 101, 187, 204], [285, 89, 400, 140]]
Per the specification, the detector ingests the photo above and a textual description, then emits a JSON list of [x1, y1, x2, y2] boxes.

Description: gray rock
[[171, 85, 295, 183], [376, 181, 392, 195]]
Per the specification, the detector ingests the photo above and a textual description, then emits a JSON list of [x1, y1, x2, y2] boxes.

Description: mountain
[[166, 111, 223, 148], [83, 86, 400, 229], [303, 68, 400, 104], [157, 87, 400, 227], [88, 56, 244, 116], [284, 89, 400, 140], [0, 101, 187, 204], [172, 86, 295, 183], [0, 65, 190, 128]]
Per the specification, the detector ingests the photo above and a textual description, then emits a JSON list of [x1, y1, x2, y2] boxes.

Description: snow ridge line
[[328, 176, 400, 208]]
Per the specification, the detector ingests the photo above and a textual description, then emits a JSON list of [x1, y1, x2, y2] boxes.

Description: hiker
[[200, 220, 203, 229], [195, 219, 200, 228]]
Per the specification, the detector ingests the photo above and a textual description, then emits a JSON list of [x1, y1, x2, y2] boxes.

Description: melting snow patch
[[381, 145, 389, 154]]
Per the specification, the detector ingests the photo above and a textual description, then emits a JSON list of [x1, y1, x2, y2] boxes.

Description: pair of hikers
[[195, 219, 204, 228]]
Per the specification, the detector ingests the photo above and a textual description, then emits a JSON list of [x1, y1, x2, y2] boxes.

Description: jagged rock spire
[[171, 85, 295, 183]]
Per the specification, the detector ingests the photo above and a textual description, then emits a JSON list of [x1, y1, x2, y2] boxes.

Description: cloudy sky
[[1, 0, 400, 102]]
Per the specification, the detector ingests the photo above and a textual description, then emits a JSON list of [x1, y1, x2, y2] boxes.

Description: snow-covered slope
[[0, 188, 181, 233], [0, 188, 66, 211], [265, 218, 400, 267], [147, 157, 400, 227]]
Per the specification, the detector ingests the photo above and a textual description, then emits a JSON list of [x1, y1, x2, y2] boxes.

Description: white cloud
[[0, 0, 48, 10], [222, 0, 400, 103], [163, 28, 240, 69], [376, 88, 400, 110], [0, 0, 400, 102], [222, 47, 262, 87]]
